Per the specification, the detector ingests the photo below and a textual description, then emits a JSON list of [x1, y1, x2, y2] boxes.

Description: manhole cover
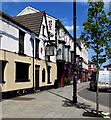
[[10, 97, 35, 101]]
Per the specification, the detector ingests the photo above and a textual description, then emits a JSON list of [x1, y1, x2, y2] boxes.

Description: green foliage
[[64, 77, 71, 85], [80, 1, 111, 69]]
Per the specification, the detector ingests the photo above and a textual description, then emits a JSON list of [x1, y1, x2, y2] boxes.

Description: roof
[[13, 11, 45, 35], [56, 20, 73, 40], [17, 6, 40, 16], [103, 64, 111, 68], [0, 10, 34, 34]]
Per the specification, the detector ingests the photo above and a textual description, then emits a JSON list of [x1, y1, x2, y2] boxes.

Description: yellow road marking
[[77, 85, 111, 110]]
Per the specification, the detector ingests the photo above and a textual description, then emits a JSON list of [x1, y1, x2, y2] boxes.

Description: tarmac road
[[78, 86, 111, 109]]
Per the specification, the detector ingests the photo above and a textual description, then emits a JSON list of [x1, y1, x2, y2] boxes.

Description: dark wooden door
[[35, 65, 40, 90]]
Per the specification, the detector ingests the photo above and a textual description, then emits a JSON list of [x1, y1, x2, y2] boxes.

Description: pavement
[[1, 81, 111, 118]]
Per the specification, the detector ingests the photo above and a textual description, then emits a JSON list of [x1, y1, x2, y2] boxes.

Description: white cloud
[[65, 25, 84, 31], [65, 25, 73, 31]]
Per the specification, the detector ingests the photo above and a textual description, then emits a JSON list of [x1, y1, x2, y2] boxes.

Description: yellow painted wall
[[0, 50, 57, 92]]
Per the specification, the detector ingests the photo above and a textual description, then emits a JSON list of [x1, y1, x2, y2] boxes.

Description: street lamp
[[73, 0, 77, 103]]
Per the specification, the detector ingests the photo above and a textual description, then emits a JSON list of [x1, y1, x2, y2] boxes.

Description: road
[[78, 85, 111, 109]]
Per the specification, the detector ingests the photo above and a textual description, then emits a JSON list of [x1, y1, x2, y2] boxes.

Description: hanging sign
[[45, 44, 54, 56]]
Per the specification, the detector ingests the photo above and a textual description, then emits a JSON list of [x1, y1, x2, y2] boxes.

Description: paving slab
[[1, 82, 110, 118]]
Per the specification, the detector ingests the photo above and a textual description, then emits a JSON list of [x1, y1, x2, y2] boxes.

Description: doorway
[[35, 65, 40, 90]]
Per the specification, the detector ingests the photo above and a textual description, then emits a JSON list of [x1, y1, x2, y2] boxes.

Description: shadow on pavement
[[48, 90, 95, 111], [48, 90, 108, 118], [48, 91, 71, 102]]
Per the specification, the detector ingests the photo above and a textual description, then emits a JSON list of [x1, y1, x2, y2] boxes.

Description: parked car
[[90, 71, 111, 91]]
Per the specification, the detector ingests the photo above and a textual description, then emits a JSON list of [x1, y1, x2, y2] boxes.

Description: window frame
[[19, 30, 25, 55], [15, 62, 30, 82], [42, 68, 45, 82], [35, 39, 40, 59]]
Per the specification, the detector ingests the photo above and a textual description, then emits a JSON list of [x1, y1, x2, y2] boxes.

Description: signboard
[[45, 45, 54, 56]]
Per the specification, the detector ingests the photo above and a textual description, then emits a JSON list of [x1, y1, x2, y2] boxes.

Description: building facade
[[0, 5, 89, 96], [16, 6, 89, 85], [0, 11, 57, 96]]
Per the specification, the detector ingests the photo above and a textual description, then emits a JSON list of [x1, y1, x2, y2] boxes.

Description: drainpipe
[[31, 33, 36, 93]]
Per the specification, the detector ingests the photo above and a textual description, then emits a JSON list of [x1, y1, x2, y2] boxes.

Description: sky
[[0, 2, 92, 37], [0, 1, 110, 67]]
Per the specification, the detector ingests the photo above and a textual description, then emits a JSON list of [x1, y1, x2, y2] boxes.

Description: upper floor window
[[71, 51, 74, 63], [35, 39, 40, 58], [61, 31, 64, 37], [58, 48, 61, 55], [49, 20, 52, 30], [19, 30, 25, 55], [42, 25, 45, 37]]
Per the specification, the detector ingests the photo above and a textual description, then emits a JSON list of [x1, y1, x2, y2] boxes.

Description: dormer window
[[49, 20, 52, 30], [19, 30, 25, 55]]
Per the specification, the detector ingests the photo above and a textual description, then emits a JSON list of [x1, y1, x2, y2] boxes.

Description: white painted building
[[0, 11, 57, 95], [15, 6, 88, 85], [17, 6, 57, 63]]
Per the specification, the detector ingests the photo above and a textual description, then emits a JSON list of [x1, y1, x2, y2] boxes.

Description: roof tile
[[13, 11, 45, 35]]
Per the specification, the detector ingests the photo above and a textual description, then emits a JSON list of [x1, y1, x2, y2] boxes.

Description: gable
[[17, 6, 40, 16], [13, 11, 45, 35]]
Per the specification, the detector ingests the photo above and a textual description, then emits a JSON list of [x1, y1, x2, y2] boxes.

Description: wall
[[1, 18, 33, 57], [0, 15, 57, 92], [0, 50, 57, 92]]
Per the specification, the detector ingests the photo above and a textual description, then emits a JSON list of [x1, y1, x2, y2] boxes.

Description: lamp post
[[73, 0, 77, 103]]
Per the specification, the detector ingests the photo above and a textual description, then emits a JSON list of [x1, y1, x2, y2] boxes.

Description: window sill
[[15, 79, 30, 82], [18, 52, 26, 56], [35, 57, 40, 60], [47, 82, 52, 84]]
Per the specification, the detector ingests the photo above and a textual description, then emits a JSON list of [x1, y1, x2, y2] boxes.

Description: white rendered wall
[[0, 18, 33, 57]]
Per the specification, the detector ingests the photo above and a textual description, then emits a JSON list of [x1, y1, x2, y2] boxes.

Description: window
[[62, 44, 65, 59], [49, 20, 52, 30], [67, 48, 69, 62], [19, 30, 25, 55], [71, 51, 74, 63], [35, 39, 40, 58], [16, 62, 30, 82], [62, 31, 64, 37], [0, 60, 7, 83], [42, 68, 45, 82], [58, 49, 61, 55], [42, 25, 45, 36]]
